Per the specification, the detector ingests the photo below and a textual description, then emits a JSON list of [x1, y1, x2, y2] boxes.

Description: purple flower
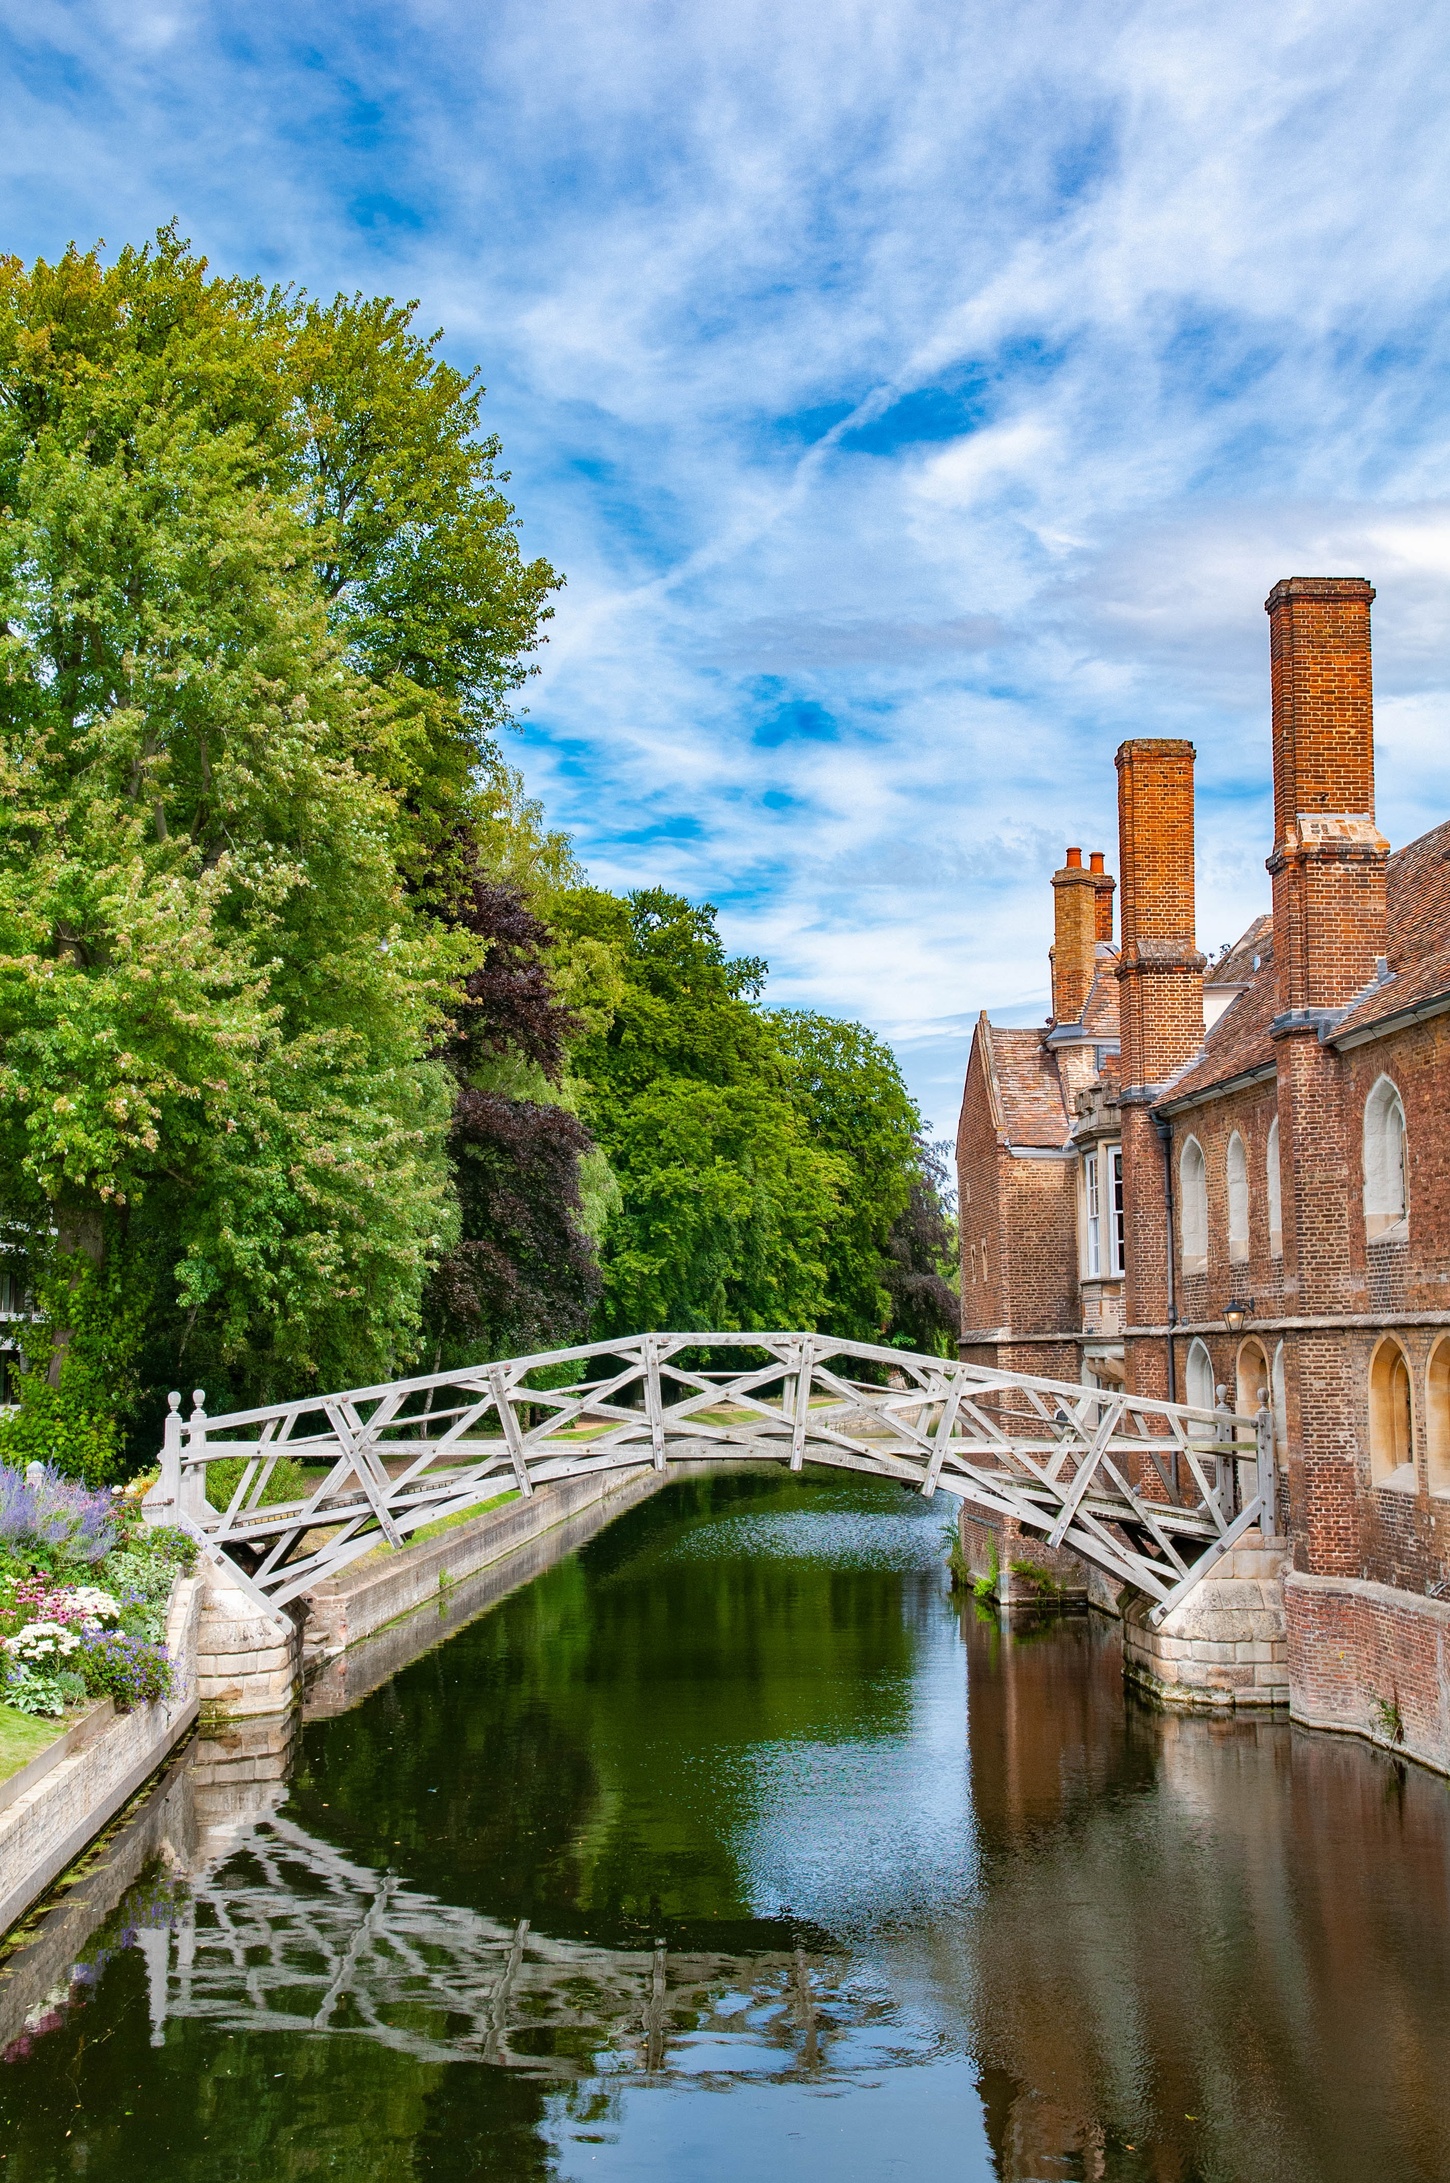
[[0, 1464, 116, 1565]]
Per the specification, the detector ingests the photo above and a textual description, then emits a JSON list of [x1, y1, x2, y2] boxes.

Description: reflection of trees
[[295, 1471, 930, 1945]]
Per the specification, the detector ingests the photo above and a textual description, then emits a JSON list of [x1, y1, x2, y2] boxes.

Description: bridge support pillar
[[1121, 1535, 1288, 1708]]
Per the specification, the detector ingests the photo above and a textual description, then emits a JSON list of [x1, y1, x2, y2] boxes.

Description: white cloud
[[3, 0, 1450, 1128]]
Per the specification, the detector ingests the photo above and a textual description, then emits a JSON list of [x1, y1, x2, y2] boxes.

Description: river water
[[2, 1469, 1449, 2181]]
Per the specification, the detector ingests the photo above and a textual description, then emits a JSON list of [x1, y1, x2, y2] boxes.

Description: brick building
[[955, 577, 1450, 1773]]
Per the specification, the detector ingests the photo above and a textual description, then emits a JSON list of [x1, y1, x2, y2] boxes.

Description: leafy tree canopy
[[0, 231, 560, 1473]]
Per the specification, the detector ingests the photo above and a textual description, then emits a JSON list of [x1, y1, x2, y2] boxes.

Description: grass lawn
[[352, 1488, 519, 1568], [0, 1702, 81, 1786]]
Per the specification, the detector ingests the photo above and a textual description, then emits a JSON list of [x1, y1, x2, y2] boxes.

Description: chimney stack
[[1050, 847, 1100, 1024], [1264, 578, 1387, 1022], [1115, 740, 1205, 1092], [1089, 850, 1115, 942]]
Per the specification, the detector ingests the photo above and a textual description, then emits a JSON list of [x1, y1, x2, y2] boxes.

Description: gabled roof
[[982, 1024, 1072, 1148]]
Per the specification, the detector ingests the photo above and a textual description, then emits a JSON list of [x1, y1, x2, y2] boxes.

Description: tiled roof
[[987, 1025, 1072, 1147], [1162, 815, 1450, 1101], [1332, 818, 1450, 1040], [1162, 950, 1278, 1105], [1080, 948, 1121, 1037], [1205, 913, 1273, 991]]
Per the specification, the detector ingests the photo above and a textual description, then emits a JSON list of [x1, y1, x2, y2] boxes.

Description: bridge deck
[[144, 1334, 1276, 1628]]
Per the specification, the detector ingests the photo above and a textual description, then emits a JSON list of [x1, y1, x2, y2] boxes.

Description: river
[[2, 1469, 1449, 2181]]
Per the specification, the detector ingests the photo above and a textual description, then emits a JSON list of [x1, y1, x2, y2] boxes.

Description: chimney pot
[[1065, 846, 1083, 868], [1089, 851, 1104, 873]]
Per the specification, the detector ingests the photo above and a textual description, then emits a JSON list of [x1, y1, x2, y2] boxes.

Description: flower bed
[[0, 1466, 195, 1729]]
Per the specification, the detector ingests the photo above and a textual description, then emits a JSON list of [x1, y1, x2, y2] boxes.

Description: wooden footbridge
[[145, 1334, 1274, 1626]]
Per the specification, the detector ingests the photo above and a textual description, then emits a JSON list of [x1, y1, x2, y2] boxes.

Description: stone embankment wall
[[0, 1577, 201, 1937], [303, 1464, 671, 1671]]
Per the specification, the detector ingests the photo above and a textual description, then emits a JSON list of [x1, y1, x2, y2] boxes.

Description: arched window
[[1227, 1132, 1249, 1262], [1363, 1077, 1409, 1241], [1236, 1338, 1270, 1421], [1428, 1339, 1450, 1498], [1368, 1338, 1416, 1491], [1179, 1136, 1208, 1273], [1185, 1337, 1215, 1417], [1267, 1116, 1283, 1258]]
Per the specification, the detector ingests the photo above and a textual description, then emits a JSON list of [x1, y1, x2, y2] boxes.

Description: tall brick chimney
[[1049, 848, 1099, 1024], [1089, 851, 1115, 942], [1115, 740, 1206, 1401], [1264, 578, 1387, 1023], [1264, 580, 1388, 1576], [1115, 740, 1205, 1092]]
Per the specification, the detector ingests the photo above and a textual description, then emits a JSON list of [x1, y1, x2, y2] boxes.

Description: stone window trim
[[1363, 1074, 1409, 1244], [1185, 1336, 1215, 1416], [1179, 1134, 1208, 1276], [1368, 1334, 1417, 1494], [1080, 1140, 1125, 1281], [1226, 1130, 1250, 1264], [1266, 1115, 1283, 1259], [1427, 1336, 1450, 1500]]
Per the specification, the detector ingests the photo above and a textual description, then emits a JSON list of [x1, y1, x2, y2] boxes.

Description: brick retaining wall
[[1285, 1570, 1450, 1775]]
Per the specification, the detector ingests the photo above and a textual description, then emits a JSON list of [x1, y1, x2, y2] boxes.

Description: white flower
[[6, 1620, 82, 1661], [66, 1588, 121, 1627]]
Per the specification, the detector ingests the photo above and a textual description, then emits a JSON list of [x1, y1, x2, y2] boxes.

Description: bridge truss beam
[[145, 1335, 1275, 1625]]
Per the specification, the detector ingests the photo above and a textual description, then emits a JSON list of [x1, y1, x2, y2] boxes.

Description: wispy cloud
[[4, 0, 1450, 1127]]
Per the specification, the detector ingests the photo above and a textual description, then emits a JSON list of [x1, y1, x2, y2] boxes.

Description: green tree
[[767, 1010, 923, 1341], [0, 233, 566, 1472], [556, 890, 847, 1334]]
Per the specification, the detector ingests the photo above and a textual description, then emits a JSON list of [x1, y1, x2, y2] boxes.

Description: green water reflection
[[2, 1470, 1449, 2181]]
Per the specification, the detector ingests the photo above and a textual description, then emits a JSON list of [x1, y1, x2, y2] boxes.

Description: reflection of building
[[956, 579, 1450, 1768], [951, 1610, 1450, 2183]]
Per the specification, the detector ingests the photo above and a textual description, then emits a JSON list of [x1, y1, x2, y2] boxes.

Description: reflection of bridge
[[146, 1334, 1273, 1624], [137, 1814, 864, 2077]]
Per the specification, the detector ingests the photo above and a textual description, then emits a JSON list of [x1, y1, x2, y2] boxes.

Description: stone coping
[[0, 1701, 115, 1817], [0, 1576, 200, 1940], [302, 1459, 719, 1667]]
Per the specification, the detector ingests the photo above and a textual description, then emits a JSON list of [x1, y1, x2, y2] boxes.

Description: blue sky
[[5, 1, 1450, 1133]]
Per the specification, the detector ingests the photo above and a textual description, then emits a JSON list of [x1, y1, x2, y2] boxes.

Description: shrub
[[78, 1631, 172, 1711], [5, 1663, 87, 1717], [0, 1463, 116, 1574], [204, 1455, 310, 1512]]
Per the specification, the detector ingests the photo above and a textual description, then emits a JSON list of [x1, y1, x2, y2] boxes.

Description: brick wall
[[1286, 1571, 1450, 1776], [957, 1019, 1006, 1338]]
